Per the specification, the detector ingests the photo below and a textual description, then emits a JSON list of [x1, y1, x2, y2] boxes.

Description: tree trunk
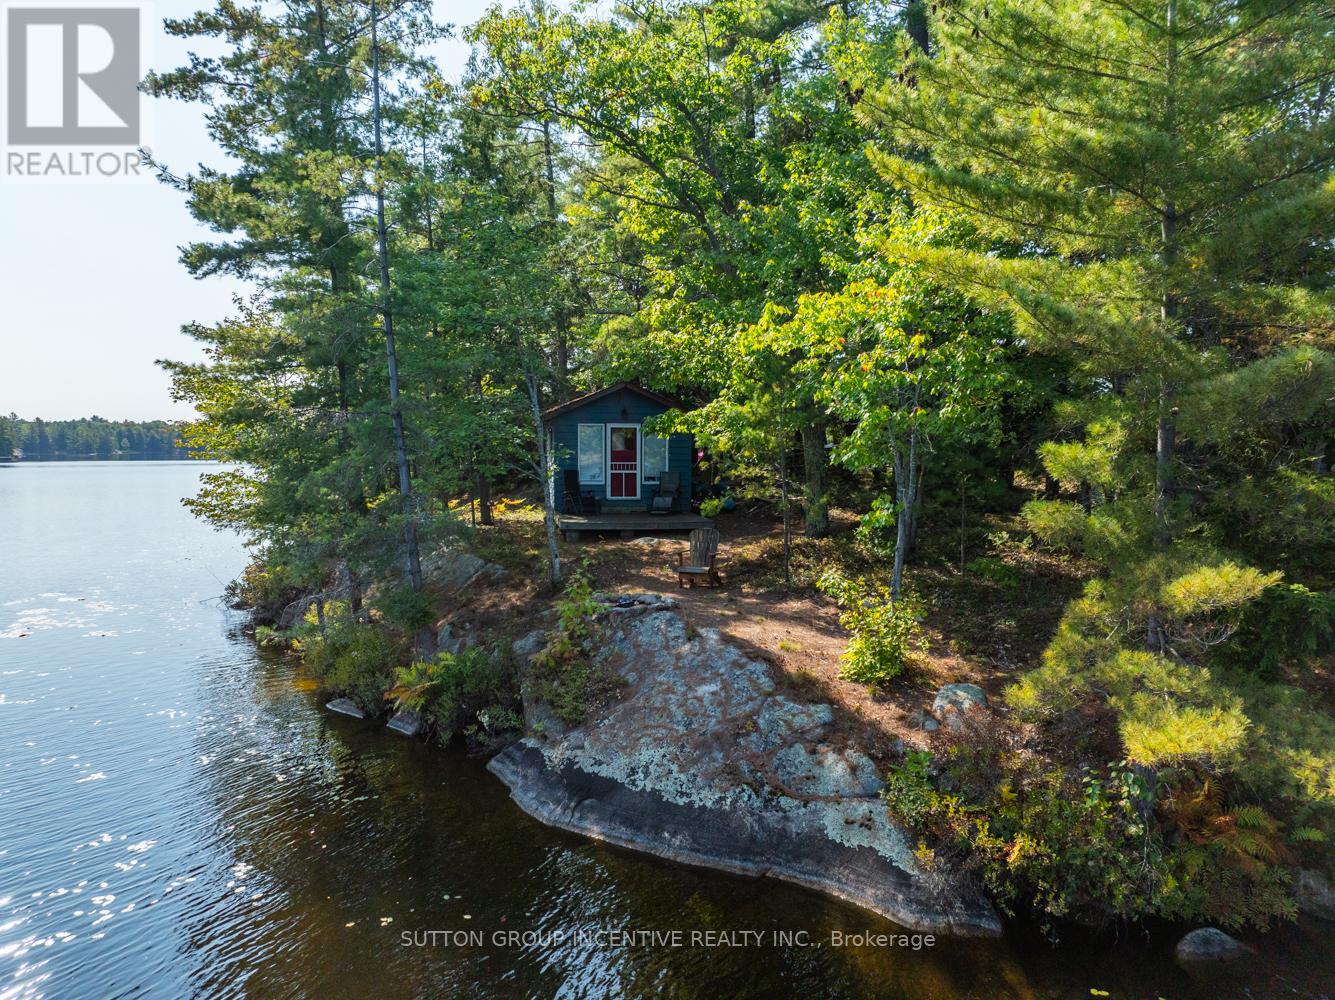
[[541, 117, 570, 401], [521, 364, 562, 587], [906, 447, 925, 557], [889, 419, 924, 600], [959, 477, 967, 574], [779, 441, 792, 587], [800, 422, 830, 538], [370, 0, 423, 593], [1149, 0, 1180, 655], [348, 568, 363, 618], [476, 471, 494, 526], [891, 465, 909, 601], [1148, 1, 1180, 654]]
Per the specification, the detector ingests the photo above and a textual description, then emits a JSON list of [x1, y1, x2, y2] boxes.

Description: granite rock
[[325, 698, 365, 720], [488, 597, 1001, 937]]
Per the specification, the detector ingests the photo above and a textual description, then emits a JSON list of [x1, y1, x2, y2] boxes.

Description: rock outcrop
[[421, 548, 507, 596], [1174, 927, 1254, 965], [1295, 868, 1335, 921], [386, 709, 423, 737], [325, 698, 365, 720], [488, 593, 1001, 937]]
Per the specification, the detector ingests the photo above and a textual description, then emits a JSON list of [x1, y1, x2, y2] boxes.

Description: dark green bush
[[387, 645, 520, 750], [965, 555, 1019, 589], [297, 621, 403, 712], [816, 569, 919, 687], [530, 575, 624, 726], [884, 731, 1298, 931], [376, 584, 437, 632], [1219, 583, 1335, 678]]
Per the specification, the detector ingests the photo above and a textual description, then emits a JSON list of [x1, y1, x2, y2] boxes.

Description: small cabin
[[543, 381, 699, 520]]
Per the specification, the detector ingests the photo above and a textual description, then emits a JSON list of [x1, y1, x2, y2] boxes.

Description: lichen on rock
[[488, 593, 1001, 937]]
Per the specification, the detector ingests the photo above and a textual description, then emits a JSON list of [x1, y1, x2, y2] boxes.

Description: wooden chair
[[562, 468, 598, 515], [672, 527, 722, 587], [649, 469, 681, 515]]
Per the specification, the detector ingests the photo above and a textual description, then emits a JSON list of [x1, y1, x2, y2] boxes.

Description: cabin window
[[642, 434, 668, 484], [577, 423, 604, 484]]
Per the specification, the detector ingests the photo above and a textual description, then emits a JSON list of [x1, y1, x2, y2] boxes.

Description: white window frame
[[577, 423, 605, 485], [642, 433, 669, 485]]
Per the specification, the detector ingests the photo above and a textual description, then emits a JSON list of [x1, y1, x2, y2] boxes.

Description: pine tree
[[147, 0, 441, 602], [851, 0, 1334, 793]]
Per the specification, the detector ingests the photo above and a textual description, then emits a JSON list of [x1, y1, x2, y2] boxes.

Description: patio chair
[[649, 469, 681, 515], [562, 469, 598, 515], [671, 527, 722, 587]]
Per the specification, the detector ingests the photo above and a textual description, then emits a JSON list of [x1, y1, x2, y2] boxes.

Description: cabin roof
[[541, 381, 685, 422]]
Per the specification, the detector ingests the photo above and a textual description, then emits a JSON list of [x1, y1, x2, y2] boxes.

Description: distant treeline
[[0, 415, 189, 460]]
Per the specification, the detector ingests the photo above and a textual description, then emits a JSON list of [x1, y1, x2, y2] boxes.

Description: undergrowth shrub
[[853, 496, 899, 558], [883, 724, 1300, 932], [376, 584, 436, 633], [296, 620, 403, 713], [387, 645, 520, 751], [226, 559, 308, 624], [965, 556, 1019, 589], [1218, 583, 1335, 678], [817, 569, 919, 687], [700, 497, 726, 518], [529, 575, 625, 726]]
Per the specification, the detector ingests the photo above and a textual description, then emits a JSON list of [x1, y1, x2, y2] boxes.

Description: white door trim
[[606, 422, 641, 500]]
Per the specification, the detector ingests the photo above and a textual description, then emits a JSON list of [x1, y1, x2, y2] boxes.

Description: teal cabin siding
[[543, 383, 693, 514]]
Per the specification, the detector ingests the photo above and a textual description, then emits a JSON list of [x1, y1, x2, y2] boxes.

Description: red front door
[[608, 424, 639, 499]]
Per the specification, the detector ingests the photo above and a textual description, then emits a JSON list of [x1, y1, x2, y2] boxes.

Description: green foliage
[[375, 585, 436, 632], [854, 495, 899, 558], [1162, 564, 1281, 619], [885, 742, 1297, 930], [849, 0, 1334, 914], [1221, 584, 1335, 678], [530, 576, 624, 725], [4, 416, 186, 459], [965, 557, 1019, 590], [252, 625, 287, 649], [297, 621, 404, 713], [224, 559, 311, 625], [1020, 500, 1087, 552], [817, 569, 919, 686], [150, 0, 1334, 936], [1007, 584, 1254, 767], [699, 497, 727, 519], [387, 646, 520, 750]]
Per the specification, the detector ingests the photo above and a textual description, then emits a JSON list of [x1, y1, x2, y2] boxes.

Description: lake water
[[0, 461, 1329, 998]]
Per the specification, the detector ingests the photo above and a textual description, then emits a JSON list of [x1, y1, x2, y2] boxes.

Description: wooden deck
[[556, 512, 714, 539]]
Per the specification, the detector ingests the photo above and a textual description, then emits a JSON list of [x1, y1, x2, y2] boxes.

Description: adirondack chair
[[649, 469, 681, 515], [562, 469, 598, 515], [672, 527, 722, 587]]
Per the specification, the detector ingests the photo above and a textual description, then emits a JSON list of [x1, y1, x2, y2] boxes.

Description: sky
[[0, 0, 496, 422]]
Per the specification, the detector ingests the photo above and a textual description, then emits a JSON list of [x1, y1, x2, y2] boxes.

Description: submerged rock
[[386, 710, 423, 738], [325, 698, 365, 720], [488, 598, 1001, 937], [1174, 927, 1254, 965]]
